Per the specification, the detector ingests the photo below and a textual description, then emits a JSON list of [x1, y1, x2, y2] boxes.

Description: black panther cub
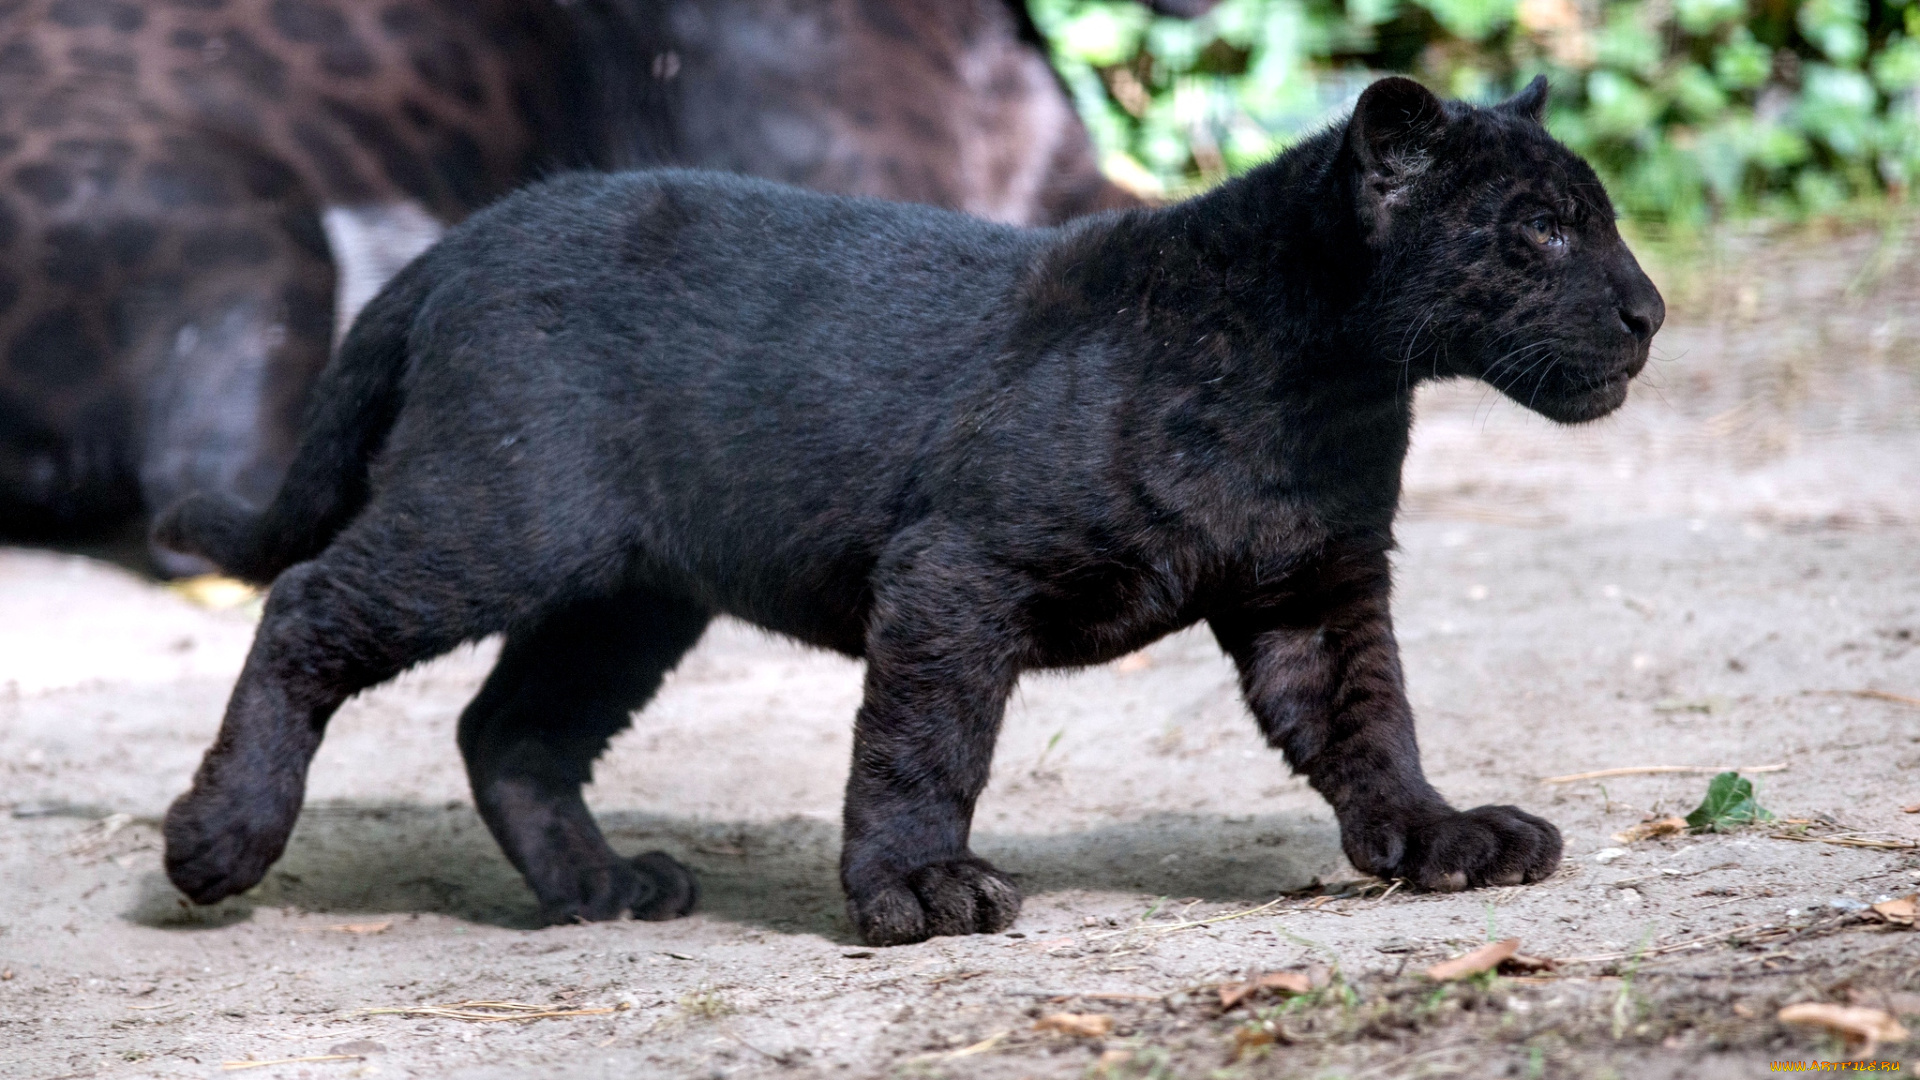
[[155, 76, 1662, 946]]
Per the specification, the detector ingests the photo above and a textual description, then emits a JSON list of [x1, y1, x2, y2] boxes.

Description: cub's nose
[[1613, 262, 1665, 345], [1618, 298, 1661, 343]]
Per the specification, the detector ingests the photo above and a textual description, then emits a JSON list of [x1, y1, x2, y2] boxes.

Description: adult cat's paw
[[535, 851, 699, 925], [164, 784, 296, 904], [846, 857, 1022, 946], [1390, 805, 1562, 891]]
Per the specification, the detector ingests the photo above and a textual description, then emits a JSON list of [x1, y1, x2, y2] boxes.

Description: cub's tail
[[151, 262, 432, 585]]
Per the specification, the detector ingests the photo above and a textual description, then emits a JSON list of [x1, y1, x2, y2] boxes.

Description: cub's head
[[1345, 76, 1664, 423]]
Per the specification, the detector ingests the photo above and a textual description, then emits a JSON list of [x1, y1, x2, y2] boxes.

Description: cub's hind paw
[[535, 851, 699, 925], [1397, 805, 1562, 891], [846, 857, 1021, 946], [629, 851, 699, 920]]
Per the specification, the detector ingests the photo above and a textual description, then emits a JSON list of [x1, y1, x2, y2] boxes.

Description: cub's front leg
[[1210, 544, 1561, 891], [840, 532, 1026, 946]]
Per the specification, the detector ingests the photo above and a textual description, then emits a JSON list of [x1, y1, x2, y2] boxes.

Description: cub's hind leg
[[458, 590, 709, 925], [163, 543, 480, 904]]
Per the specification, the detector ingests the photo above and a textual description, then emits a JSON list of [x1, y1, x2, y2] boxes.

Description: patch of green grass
[[677, 988, 732, 1020]]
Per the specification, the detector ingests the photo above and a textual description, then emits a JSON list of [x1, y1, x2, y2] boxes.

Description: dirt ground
[[3, 222, 1918, 1079]]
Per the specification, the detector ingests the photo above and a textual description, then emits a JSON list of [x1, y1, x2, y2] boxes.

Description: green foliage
[[1684, 771, 1775, 832], [1031, 0, 1920, 221]]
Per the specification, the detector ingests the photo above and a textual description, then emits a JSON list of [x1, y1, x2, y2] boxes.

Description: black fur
[[155, 77, 1662, 945]]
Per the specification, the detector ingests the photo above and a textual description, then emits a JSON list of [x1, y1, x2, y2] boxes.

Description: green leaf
[[1684, 771, 1775, 833], [1596, 4, 1664, 79], [1798, 0, 1869, 66], [1872, 35, 1920, 93], [1413, 0, 1517, 43], [1674, 0, 1745, 37], [1670, 63, 1729, 121], [1053, 2, 1153, 67], [1587, 69, 1659, 138], [1712, 30, 1774, 92]]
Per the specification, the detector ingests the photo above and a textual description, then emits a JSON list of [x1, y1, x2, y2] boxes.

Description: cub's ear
[[1346, 76, 1447, 244], [1499, 74, 1550, 123]]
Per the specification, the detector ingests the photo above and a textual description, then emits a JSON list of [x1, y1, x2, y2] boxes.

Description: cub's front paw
[[846, 857, 1021, 946], [1348, 804, 1561, 892], [164, 784, 296, 904]]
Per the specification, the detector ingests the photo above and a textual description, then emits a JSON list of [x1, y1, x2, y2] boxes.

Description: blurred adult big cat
[[0, 0, 1199, 571], [154, 76, 1664, 947]]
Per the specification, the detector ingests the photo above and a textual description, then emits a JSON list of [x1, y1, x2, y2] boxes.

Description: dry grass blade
[[221, 1055, 362, 1071], [1425, 938, 1519, 981], [1541, 763, 1787, 784], [1777, 1003, 1910, 1056], [1612, 816, 1688, 844], [66, 813, 134, 855], [353, 999, 622, 1022], [1034, 1012, 1114, 1037], [1086, 896, 1287, 940], [1824, 689, 1920, 709], [321, 921, 392, 935], [906, 1030, 1011, 1062], [1768, 832, 1918, 851], [1555, 923, 1769, 965]]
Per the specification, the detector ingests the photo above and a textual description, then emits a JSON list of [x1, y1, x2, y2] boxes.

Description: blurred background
[[1032, 0, 1920, 223]]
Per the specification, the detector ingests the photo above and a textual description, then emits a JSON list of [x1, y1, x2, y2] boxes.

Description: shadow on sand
[[126, 802, 1345, 941]]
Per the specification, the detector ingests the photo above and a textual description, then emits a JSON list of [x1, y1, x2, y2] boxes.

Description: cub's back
[[381, 170, 1067, 640]]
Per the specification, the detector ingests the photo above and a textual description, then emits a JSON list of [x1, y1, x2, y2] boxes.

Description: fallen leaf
[[1846, 989, 1920, 1016], [1498, 952, 1557, 975], [1868, 894, 1916, 927], [1685, 771, 1773, 833], [327, 920, 393, 935], [1232, 1025, 1277, 1056], [168, 575, 259, 610], [1777, 1003, 1909, 1055], [1034, 1012, 1114, 1037], [1425, 938, 1520, 981], [1217, 971, 1312, 1009], [1613, 816, 1688, 844]]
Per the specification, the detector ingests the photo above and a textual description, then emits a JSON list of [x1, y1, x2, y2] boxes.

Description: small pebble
[[1593, 848, 1628, 864]]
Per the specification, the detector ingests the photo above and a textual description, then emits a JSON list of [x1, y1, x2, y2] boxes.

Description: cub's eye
[[1521, 215, 1564, 248]]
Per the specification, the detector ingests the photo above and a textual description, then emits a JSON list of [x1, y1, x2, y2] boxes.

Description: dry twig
[[1819, 689, 1920, 709], [352, 999, 623, 1022], [1541, 762, 1786, 784], [221, 1055, 361, 1071], [905, 1030, 1011, 1063], [1769, 832, 1918, 851]]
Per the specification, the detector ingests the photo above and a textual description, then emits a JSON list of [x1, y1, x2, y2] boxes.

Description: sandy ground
[[2, 223, 1918, 1079]]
